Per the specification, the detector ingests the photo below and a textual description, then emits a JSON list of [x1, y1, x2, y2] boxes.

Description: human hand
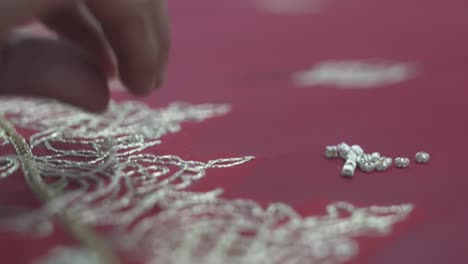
[[0, 0, 170, 112]]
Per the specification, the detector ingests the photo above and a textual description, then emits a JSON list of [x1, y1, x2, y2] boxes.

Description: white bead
[[346, 151, 357, 162], [370, 152, 381, 163], [342, 160, 356, 177], [356, 153, 367, 165], [359, 161, 375, 172], [338, 143, 351, 160], [356, 154, 364, 164], [325, 145, 339, 158], [395, 157, 410, 168], [375, 157, 392, 171], [358, 154, 375, 172], [359, 163, 375, 172], [350, 145, 364, 156], [415, 152, 430, 164]]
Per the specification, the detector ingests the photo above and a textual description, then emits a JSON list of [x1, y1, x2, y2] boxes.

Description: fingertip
[[79, 82, 110, 113], [120, 75, 154, 96], [153, 71, 166, 90], [83, 101, 109, 113], [119, 60, 160, 96]]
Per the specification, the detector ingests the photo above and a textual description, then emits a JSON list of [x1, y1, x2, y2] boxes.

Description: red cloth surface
[[1, 0, 468, 263]]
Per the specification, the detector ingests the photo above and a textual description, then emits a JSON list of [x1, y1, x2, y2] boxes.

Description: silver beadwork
[[415, 152, 430, 164], [325, 146, 339, 158], [395, 157, 410, 168]]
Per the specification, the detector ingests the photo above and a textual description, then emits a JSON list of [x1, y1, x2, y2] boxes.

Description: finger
[[0, 0, 71, 31], [40, 2, 116, 77], [148, 0, 170, 88], [85, 0, 159, 95], [0, 33, 109, 112]]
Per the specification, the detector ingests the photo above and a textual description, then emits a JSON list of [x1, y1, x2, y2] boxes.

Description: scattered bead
[[338, 143, 351, 160], [346, 151, 358, 162], [356, 154, 364, 164], [325, 146, 339, 158], [355, 154, 372, 172], [359, 162, 375, 173], [328, 142, 429, 177], [370, 152, 381, 163], [356, 153, 369, 164], [375, 157, 392, 171], [395, 157, 410, 168], [351, 145, 364, 156], [415, 152, 430, 164], [342, 160, 356, 177], [359, 161, 375, 173]]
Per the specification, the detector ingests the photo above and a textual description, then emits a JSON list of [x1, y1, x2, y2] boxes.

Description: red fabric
[[1, 0, 468, 263]]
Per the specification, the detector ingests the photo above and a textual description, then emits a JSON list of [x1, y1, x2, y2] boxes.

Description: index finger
[[85, 0, 162, 95]]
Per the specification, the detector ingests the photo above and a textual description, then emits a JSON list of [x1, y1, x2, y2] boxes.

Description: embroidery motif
[[34, 247, 100, 264], [0, 98, 412, 264]]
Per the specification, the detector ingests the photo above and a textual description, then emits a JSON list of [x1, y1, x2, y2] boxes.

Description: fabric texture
[[0, 0, 467, 263]]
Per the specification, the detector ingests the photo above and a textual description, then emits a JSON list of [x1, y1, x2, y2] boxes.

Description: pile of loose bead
[[325, 143, 430, 177]]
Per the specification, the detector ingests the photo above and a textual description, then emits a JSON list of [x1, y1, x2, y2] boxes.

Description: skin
[[0, 0, 170, 112]]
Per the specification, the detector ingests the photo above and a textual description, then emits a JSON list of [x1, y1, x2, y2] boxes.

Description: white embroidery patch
[[255, 0, 324, 14], [292, 60, 418, 88], [34, 247, 100, 264], [0, 98, 413, 264]]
